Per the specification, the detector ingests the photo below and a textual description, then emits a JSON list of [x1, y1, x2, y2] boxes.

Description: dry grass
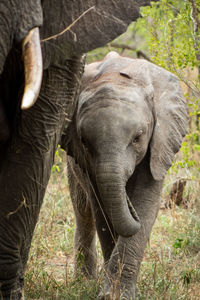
[[25, 150, 200, 299]]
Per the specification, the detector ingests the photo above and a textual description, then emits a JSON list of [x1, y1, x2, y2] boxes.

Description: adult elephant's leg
[[67, 157, 97, 278], [0, 57, 84, 299], [99, 157, 163, 300]]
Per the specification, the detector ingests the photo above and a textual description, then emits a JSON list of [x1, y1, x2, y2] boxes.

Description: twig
[[42, 6, 95, 42], [171, 66, 200, 98], [7, 194, 27, 218]]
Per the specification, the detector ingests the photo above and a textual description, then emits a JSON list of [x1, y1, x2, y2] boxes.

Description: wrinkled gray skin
[[63, 52, 188, 299], [0, 1, 158, 299]]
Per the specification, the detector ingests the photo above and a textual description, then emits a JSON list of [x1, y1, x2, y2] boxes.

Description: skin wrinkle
[[97, 0, 139, 23], [87, 6, 127, 45], [79, 90, 137, 116], [95, 8, 126, 27]]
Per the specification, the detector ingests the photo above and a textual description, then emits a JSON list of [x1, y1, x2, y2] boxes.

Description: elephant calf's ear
[[150, 72, 188, 181]]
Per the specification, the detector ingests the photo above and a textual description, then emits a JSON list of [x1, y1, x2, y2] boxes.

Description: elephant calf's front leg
[[67, 157, 97, 278], [74, 211, 97, 278]]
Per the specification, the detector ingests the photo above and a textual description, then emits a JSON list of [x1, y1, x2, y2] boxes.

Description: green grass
[[25, 152, 200, 299]]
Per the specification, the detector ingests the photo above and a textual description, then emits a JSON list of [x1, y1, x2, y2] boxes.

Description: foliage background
[[25, 1, 200, 299]]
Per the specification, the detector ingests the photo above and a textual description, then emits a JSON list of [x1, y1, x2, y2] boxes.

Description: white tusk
[[21, 27, 43, 110]]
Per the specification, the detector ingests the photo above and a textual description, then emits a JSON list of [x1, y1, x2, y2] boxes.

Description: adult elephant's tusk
[[21, 27, 43, 110]]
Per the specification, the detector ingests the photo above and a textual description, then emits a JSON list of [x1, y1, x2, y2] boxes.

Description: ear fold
[[149, 65, 188, 181]]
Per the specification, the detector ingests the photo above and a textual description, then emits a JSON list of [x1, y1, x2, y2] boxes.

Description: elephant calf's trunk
[[96, 161, 141, 237]]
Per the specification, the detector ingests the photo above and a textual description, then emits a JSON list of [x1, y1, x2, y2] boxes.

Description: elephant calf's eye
[[132, 136, 140, 144], [132, 130, 143, 145]]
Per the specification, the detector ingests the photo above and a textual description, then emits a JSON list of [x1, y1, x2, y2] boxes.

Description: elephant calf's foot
[[97, 279, 136, 300], [98, 289, 136, 300], [75, 264, 97, 280], [74, 250, 97, 279]]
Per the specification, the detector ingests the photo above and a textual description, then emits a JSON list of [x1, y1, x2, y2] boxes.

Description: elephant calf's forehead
[[80, 102, 145, 143], [79, 82, 147, 111]]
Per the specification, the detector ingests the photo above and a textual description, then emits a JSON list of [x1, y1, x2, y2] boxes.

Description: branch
[[166, 3, 180, 17], [188, 0, 200, 29], [188, 0, 200, 66], [171, 65, 200, 98], [109, 43, 151, 61]]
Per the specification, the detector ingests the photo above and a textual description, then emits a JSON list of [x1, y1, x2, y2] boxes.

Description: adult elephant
[[63, 52, 188, 299], [0, 1, 158, 299]]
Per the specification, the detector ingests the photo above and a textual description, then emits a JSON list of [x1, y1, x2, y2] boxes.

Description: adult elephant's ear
[[149, 64, 188, 181]]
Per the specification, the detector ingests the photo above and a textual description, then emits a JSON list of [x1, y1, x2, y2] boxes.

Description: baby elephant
[[62, 52, 188, 299]]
